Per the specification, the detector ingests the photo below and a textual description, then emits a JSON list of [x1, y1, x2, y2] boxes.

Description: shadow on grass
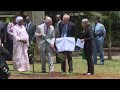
[[17, 71, 81, 77], [94, 64, 104, 65], [8, 64, 13, 65], [18, 71, 50, 75], [9, 70, 14, 71]]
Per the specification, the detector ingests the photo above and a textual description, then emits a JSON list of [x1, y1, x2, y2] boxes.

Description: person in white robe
[[12, 16, 30, 72]]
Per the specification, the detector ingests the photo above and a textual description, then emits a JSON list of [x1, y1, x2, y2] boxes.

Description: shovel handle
[[43, 36, 59, 55], [52, 47, 59, 55]]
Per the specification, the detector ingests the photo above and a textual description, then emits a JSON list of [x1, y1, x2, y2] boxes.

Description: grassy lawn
[[8, 56, 120, 79]]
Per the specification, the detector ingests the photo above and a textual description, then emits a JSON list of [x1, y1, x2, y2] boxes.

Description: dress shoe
[[61, 70, 65, 73], [68, 69, 73, 73], [41, 71, 46, 73], [85, 73, 94, 76]]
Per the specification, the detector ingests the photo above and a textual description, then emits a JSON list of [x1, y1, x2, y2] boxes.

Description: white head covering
[[16, 16, 23, 23]]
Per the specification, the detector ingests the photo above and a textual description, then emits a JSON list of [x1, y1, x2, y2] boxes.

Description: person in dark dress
[[81, 18, 94, 75]]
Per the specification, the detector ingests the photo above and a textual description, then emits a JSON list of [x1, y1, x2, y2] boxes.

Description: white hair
[[16, 16, 23, 23], [82, 18, 90, 25], [45, 17, 52, 23], [63, 14, 70, 19]]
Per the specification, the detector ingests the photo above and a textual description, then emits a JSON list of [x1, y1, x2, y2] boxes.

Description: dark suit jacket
[[0, 21, 7, 44], [59, 21, 76, 37], [0, 46, 11, 61], [24, 22, 36, 44], [82, 26, 93, 51]]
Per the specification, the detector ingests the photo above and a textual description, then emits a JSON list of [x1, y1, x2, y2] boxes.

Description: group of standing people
[[35, 14, 76, 73], [0, 15, 36, 72], [0, 13, 106, 76], [35, 13, 106, 75], [80, 16, 106, 75]]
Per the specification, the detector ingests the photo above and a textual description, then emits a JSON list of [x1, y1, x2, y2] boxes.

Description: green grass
[[8, 56, 120, 76]]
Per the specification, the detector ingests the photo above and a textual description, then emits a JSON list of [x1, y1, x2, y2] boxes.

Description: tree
[[87, 11, 120, 60], [83, 11, 112, 60]]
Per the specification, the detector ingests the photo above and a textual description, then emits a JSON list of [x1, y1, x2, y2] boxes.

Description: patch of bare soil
[[9, 72, 120, 79]]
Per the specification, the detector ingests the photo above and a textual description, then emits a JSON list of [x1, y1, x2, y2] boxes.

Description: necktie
[[46, 27, 48, 34], [61, 24, 67, 37], [26, 24, 28, 30]]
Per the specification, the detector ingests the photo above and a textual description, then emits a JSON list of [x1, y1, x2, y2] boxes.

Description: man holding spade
[[58, 14, 76, 73]]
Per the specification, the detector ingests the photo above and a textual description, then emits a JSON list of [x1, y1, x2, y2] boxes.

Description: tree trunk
[[108, 35, 112, 59], [107, 13, 112, 60]]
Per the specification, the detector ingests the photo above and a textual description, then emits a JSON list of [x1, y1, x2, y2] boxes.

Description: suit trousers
[[7, 38, 13, 61], [84, 47, 94, 74], [39, 49, 54, 72], [56, 53, 61, 63], [61, 51, 73, 72]]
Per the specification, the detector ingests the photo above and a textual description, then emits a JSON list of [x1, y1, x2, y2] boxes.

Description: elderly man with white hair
[[12, 16, 30, 72], [58, 14, 76, 73], [35, 16, 55, 73]]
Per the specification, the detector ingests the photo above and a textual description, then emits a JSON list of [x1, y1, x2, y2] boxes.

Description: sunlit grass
[[8, 56, 120, 76]]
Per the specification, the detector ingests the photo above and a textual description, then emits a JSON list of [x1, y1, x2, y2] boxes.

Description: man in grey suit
[[35, 17, 55, 73], [24, 16, 37, 64]]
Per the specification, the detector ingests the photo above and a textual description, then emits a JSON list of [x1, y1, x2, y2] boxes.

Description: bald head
[[62, 14, 70, 24], [45, 17, 52, 27]]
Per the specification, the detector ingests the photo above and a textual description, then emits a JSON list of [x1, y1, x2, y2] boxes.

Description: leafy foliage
[[28, 41, 35, 60]]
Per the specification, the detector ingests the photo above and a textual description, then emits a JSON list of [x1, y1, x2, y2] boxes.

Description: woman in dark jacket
[[81, 18, 94, 75]]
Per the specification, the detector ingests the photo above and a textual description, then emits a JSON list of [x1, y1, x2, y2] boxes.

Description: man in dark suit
[[0, 20, 7, 48], [58, 14, 76, 73], [0, 38, 11, 79], [7, 15, 17, 60], [24, 16, 37, 64], [54, 14, 62, 63]]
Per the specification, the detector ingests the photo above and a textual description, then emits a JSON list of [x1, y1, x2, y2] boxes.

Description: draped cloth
[[12, 24, 30, 72]]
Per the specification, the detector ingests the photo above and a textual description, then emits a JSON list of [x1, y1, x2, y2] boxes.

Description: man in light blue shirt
[[92, 16, 106, 65]]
